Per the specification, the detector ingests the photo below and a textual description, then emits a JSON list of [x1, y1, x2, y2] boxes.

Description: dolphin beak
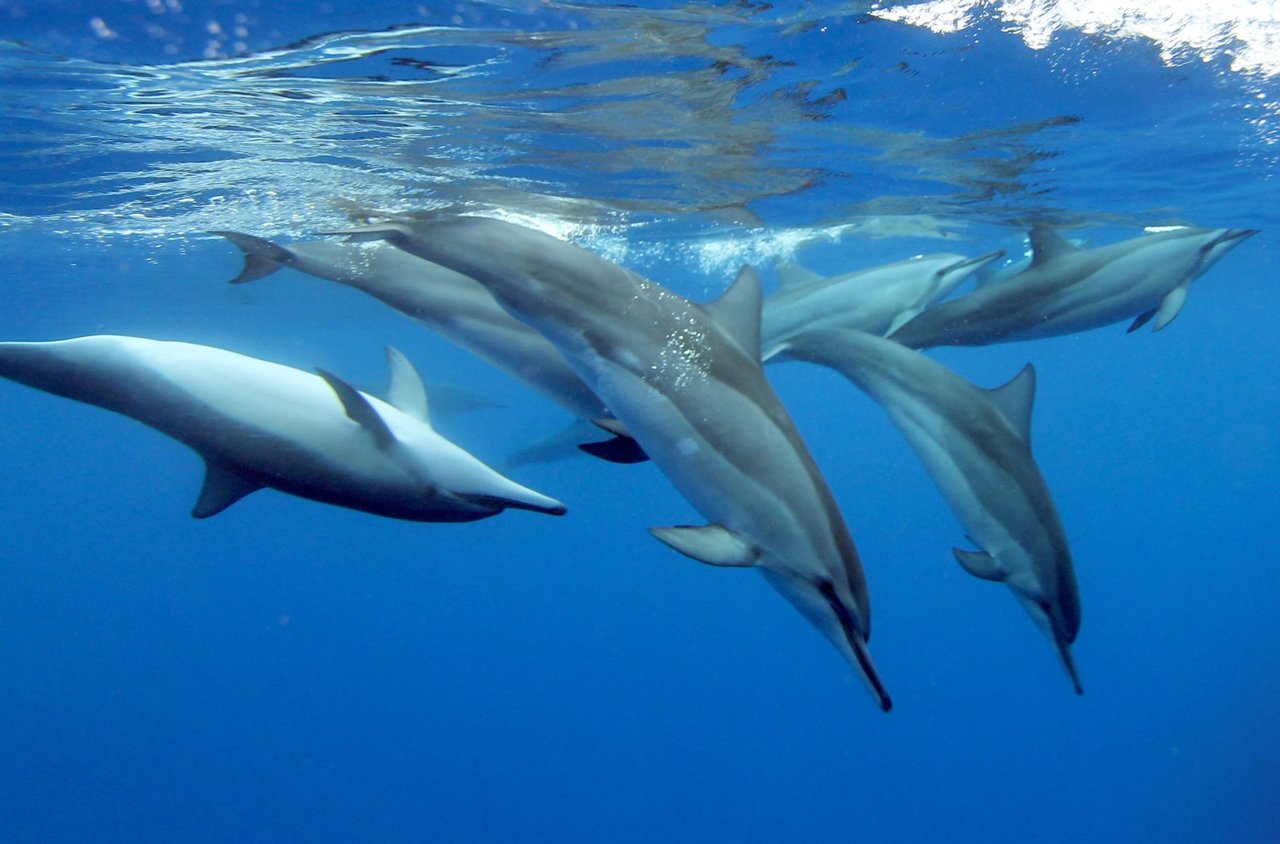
[[818, 580, 893, 712], [949, 249, 1007, 276], [1054, 636, 1084, 695]]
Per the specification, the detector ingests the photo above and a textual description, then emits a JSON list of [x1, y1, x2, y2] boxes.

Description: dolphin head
[[1006, 572, 1083, 695], [932, 249, 1006, 299], [761, 569, 893, 712], [1193, 227, 1258, 278]]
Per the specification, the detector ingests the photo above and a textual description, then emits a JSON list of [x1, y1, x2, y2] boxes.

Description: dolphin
[[773, 328, 1082, 693], [0, 335, 566, 521], [761, 250, 1003, 360], [329, 214, 893, 711], [212, 231, 644, 464], [888, 226, 1257, 348]]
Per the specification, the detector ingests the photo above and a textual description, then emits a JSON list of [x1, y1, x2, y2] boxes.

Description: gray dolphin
[[761, 250, 1002, 360], [0, 335, 566, 521], [331, 214, 893, 711], [889, 226, 1257, 348], [212, 232, 644, 464], [774, 328, 1082, 693]]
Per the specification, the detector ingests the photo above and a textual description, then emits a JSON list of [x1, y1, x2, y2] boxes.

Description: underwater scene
[[1, 1, 1277, 841]]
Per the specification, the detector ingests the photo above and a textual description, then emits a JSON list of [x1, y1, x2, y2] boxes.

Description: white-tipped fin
[[317, 368, 397, 449], [384, 346, 430, 424], [953, 548, 1004, 581], [703, 266, 763, 360], [775, 256, 825, 290], [885, 307, 922, 337], [1028, 227, 1080, 267], [1152, 278, 1192, 331], [192, 460, 264, 518], [984, 363, 1036, 446], [649, 524, 759, 567]]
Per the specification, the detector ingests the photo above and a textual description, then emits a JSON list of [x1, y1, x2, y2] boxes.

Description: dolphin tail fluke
[[210, 231, 291, 284]]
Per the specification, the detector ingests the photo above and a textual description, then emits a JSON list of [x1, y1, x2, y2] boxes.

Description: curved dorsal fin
[[775, 256, 825, 290], [703, 265, 763, 361], [1028, 227, 1080, 267], [384, 346, 430, 425], [984, 363, 1036, 446]]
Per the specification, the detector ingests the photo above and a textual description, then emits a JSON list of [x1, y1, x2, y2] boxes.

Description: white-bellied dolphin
[[889, 226, 1257, 348], [774, 328, 1082, 693], [330, 214, 893, 711], [0, 335, 566, 521], [761, 250, 1002, 360], [212, 232, 644, 464]]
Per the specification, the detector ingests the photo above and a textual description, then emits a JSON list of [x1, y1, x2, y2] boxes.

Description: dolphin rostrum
[[761, 250, 1002, 360], [0, 335, 566, 521], [888, 226, 1257, 348], [331, 214, 893, 711], [212, 231, 644, 464], [774, 327, 1082, 693]]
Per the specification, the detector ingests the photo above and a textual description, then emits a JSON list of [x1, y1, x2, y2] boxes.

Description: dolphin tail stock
[[209, 231, 293, 284]]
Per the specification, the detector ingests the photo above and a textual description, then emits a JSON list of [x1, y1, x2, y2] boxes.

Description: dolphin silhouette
[[761, 250, 1002, 360], [0, 335, 566, 521], [330, 214, 893, 711], [775, 328, 1082, 693], [212, 231, 644, 464], [889, 226, 1257, 348]]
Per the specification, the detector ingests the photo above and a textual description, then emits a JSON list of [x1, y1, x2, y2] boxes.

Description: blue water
[[1, 2, 1278, 841]]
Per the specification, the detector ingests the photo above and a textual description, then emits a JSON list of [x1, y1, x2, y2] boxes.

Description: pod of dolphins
[[0, 213, 1255, 711]]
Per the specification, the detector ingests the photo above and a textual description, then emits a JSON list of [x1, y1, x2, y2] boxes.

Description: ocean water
[[1, 2, 1278, 841]]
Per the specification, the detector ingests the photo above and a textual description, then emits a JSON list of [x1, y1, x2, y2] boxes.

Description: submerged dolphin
[[0, 335, 566, 521], [761, 250, 1002, 360], [889, 226, 1257, 348], [212, 232, 643, 464], [331, 214, 893, 711], [774, 328, 1082, 693]]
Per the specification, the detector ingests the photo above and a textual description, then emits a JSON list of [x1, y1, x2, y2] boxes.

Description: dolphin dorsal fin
[[1027, 227, 1080, 267], [704, 265, 763, 360], [649, 524, 758, 567], [985, 363, 1036, 446], [775, 256, 824, 290], [384, 346, 430, 425], [192, 459, 264, 518], [318, 368, 397, 449]]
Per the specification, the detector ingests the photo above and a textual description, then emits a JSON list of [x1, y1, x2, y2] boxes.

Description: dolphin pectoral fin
[[984, 364, 1036, 446], [210, 231, 292, 283], [192, 460, 265, 518], [1152, 279, 1192, 331], [649, 524, 758, 567], [578, 435, 649, 464], [703, 266, 763, 361], [316, 368, 397, 449], [1127, 307, 1158, 333], [953, 547, 1005, 582], [384, 346, 430, 424], [885, 308, 920, 337]]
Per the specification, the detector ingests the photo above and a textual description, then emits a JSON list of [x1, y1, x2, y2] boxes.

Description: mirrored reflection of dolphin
[[332, 214, 893, 711], [889, 226, 1258, 348], [774, 328, 1082, 693], [0, 335, 566, 521], [211, 231, 644, 464], [761, 250, 1003, 360]]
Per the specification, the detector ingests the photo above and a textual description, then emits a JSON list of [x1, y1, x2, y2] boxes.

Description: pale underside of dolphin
[[760, 250, 1003, 360], [889, 225, 1257, 349], [211, 231, 644, 465], [774, 327, 1082, 693], [327, 213, 893, 711], [0, 335, 566, 521]]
